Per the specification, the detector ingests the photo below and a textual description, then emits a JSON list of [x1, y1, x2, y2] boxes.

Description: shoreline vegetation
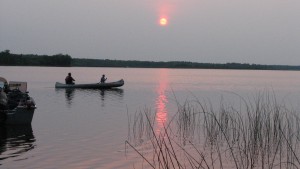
[[1, 50, 300, 70], [126, 92, 300, 168]]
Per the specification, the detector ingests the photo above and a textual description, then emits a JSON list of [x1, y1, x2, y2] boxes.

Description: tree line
[[72, 58, 300, 70], [1, 50, 300, 70], [0, 50, 72, 66]]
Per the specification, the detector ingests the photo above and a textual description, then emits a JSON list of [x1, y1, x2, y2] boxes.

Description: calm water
[[1, 66, 300, 169]]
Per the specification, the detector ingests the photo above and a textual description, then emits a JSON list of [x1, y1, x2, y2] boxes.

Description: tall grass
[[126, 92, 300, 168]]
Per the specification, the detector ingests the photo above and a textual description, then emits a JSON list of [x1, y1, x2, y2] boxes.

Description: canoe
[[55, 79, 124, 89]]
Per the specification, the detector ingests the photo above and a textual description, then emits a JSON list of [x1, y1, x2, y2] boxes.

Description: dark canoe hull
[[55, 79, 124, 89]]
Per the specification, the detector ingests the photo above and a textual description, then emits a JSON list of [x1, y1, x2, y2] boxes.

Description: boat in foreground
[[0, 78, 36, 125], [55, 79, 124, 89]]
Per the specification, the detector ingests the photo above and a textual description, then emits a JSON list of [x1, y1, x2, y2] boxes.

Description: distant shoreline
[[1, 50, 300, 70]]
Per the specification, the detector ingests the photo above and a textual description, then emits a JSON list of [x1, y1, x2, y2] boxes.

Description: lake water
[[1, 66, 300, 169]]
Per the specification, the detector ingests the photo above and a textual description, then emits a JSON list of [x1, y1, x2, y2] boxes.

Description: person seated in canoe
[[100, 74, 107, 83], [65, 73, 75, 84]]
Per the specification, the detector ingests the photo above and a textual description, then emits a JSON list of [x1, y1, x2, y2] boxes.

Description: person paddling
[[100, 74, 107, 83]]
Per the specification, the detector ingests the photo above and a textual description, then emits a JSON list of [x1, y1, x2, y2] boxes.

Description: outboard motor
[[7, 89, 23, 110]]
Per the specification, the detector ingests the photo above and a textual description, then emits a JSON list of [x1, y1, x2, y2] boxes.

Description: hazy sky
[[1, 0, 300, 65]]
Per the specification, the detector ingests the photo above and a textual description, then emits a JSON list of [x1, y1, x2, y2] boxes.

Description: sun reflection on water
[[155, 69, 169, 133]]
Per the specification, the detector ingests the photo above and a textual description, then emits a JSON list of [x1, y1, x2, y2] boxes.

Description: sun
[[159, 18, 168, 26]]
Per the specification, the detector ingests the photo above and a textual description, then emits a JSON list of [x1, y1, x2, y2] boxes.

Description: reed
[[126, 91, 300, 168], [127, 107, 156, 145]]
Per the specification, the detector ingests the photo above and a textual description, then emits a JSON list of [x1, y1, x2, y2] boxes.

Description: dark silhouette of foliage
[[1, 50, 300, 70], [0, 51, 71, 66], [72, 58, 300, 70]]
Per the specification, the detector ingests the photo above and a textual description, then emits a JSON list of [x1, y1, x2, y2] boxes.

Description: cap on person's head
[[68, 73, 71, 75]]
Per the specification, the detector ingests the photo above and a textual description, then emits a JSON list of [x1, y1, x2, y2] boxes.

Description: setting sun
[[159, 18, 168, 26]]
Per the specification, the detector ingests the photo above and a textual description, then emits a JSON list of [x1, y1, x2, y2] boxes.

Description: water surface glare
[[1, 66, 300, 168]]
